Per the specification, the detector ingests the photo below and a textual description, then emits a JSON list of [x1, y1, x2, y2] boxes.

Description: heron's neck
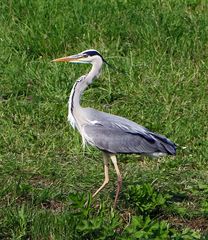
[[68, 60, 102, 127]]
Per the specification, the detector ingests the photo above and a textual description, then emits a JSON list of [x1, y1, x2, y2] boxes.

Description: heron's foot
[[113, 176, 122, 208], [92, 179, 109, 199], [92, 153, 110, 198]]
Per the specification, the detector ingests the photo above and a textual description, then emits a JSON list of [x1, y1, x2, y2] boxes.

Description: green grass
[[1, 0, 208, 239]]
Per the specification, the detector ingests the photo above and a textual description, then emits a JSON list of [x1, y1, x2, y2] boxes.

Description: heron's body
[[70, 106, 175, 156], [53, 49, 176, 207]]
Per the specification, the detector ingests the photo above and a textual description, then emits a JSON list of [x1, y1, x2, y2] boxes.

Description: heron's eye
[[82, 54, 88, 58]]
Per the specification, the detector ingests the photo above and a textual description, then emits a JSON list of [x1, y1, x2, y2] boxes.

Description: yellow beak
[[52, 56, 76, 62], [52, 53, 87, 63]]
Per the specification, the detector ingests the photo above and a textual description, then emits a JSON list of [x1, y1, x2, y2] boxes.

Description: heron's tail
[[150, 133, 176, 155]]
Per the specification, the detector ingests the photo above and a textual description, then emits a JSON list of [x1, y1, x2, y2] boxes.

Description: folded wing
[[83, 121, 176, 156]]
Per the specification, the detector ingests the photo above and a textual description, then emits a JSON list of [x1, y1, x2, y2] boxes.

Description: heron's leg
[[92, 152, 109, 198], [110, 154, 122, 208]]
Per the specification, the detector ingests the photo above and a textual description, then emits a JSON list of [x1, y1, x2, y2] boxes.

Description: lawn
[[0, 0, 208, 239]]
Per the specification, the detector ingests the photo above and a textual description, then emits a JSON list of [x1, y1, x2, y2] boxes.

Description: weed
[[124, 183, 171, 215]]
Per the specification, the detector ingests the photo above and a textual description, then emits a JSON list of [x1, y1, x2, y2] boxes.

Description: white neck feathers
[[67, 59, 103, 129]]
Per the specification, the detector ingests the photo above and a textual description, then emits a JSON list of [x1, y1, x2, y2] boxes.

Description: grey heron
[[52, 49, 176, 207]]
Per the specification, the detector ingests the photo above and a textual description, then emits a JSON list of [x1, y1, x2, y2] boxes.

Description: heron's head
[[52, 49, 107, 64]]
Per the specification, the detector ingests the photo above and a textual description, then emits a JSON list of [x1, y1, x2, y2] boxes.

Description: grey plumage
[[52, 49, 176, 207], [82, 107, 176, 155]]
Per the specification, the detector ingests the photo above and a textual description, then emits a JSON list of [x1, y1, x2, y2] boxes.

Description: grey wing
[[83, 122, 176, 156], [82, 107, 149, 133], [81, 107, 176, 155]]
